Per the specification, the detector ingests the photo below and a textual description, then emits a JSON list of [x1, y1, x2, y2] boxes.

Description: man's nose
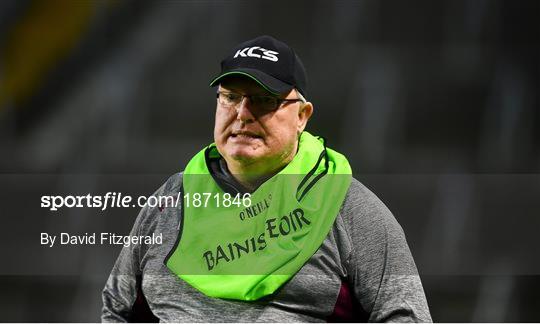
[[236, 97, 256, 122]]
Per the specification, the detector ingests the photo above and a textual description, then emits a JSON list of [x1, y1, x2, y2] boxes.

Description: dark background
[[0, 0, 539, 321]]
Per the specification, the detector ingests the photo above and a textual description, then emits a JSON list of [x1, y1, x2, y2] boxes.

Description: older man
[[102, 35, 432, 322]]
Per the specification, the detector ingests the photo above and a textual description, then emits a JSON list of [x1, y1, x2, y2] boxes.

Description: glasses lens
[[251, 95, 278, 112], [219, 92, 242, 107]]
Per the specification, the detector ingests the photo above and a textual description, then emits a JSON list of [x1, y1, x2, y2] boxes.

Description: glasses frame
[[216, 91, 304, 114]]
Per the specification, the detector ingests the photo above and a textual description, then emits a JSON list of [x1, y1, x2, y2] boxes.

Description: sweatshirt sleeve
[[101, 179, 171, 322], [342, 179, 432, 322]]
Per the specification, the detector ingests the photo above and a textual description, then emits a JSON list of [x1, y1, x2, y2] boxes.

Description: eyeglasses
[[216, 91, 304, 115]]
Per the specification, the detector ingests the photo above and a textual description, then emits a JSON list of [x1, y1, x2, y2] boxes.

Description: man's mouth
[[230, 131, 262, 139]]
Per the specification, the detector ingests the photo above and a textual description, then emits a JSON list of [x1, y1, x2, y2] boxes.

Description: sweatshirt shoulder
[[135, 172, 184, 231], [338, 177, 404, 242], [160, 172, 184, 196], [340, 177, 393, 219]]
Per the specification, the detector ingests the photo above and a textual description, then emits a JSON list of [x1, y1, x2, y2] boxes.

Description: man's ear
[[297, 102, 313, 133]]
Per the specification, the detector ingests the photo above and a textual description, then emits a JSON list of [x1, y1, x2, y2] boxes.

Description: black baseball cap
[[209, 35, 308, 96]]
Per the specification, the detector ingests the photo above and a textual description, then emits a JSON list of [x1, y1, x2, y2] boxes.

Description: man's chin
[[227, 149, 261, 162], [221, 143, 263, 162]]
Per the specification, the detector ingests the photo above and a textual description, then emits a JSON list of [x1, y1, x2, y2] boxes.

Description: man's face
[[214, 76, 312, 174]]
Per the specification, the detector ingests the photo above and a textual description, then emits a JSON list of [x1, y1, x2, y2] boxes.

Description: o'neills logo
[[234, 46, 279, 62], [202, 208, 309, 271], [239, 194, 271, 221]]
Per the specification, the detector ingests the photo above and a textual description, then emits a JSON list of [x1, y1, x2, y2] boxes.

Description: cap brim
[[209, 68, 294, 95]]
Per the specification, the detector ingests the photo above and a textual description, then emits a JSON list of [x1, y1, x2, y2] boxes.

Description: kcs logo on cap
[[233, 46, 279, 62]]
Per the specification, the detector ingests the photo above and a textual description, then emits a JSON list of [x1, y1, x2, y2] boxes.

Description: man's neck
[[226, 162, 284, 191], [222, 140, 299, 191], [225, 152, 296, 191]]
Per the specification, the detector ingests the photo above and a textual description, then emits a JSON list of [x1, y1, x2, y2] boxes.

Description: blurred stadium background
[[0, 0, 539, 321]]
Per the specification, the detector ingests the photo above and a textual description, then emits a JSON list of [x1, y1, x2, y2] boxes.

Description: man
[[102, 35, 432, 322]]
